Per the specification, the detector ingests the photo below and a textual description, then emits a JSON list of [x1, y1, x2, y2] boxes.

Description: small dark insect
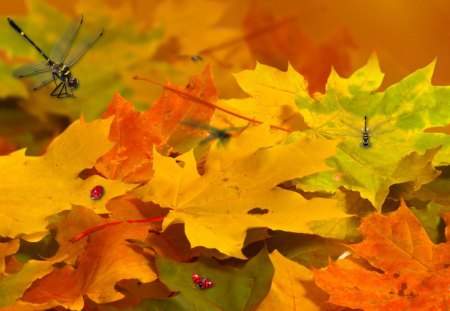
[[192, 273, 203, 285], [190, 55, 204, 63], [198, 278, 214, 289], [90, 185, 104, 200], [7, 16, 103, 98], [181, 119, 247, 146], [339, 115, 394, 148]]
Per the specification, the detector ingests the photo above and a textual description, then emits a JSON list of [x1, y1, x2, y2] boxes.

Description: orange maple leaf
[[151, 64, 218, 154], [21, 207, 157, 309], [95, 65, 217, 183], [313, 200, 450, 310], [95, 92, 160, 183]]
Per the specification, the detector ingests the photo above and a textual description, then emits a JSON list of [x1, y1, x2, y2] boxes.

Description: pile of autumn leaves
[[1, 60, 450, 310]]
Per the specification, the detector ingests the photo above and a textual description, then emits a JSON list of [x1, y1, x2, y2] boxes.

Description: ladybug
[[90, 185, 105, 200], [192, 273, 202, 285], [198, 278, 214, 289]]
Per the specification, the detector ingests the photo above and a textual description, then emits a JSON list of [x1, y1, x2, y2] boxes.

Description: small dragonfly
[[339, 115, 395, 148], [181, 119, 247, 146], [7, 16, 103, 98]]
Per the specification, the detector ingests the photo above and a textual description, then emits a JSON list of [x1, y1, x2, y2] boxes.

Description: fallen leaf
[[125, 248, 274, 310], [96, 66, 217, 182], [0, 260, 55, 309], [22, 209, 157, 308], [313, 200, 450, 310], [0, 118, 134, 239], [296, 55, 450, 209], [215, 62, 308, 132], [259, 250, 328, 311], [134, 124, 348, 258]]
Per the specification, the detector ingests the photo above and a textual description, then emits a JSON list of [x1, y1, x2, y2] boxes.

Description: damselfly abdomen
[[7, 16, 103, 98]]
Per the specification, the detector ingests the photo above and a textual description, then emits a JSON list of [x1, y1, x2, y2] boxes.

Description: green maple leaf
[[123, 248, 274, 311], [295, 55, 450, 209]]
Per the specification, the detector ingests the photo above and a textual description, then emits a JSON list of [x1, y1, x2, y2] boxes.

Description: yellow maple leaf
[[134, 124, 349, 258], [259, 250, 328, 311], [0, 118, 135, 240], [214, 62, 309, 132]]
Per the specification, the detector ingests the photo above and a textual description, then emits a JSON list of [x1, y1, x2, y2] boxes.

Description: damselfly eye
[[68, 78, 79, 89]]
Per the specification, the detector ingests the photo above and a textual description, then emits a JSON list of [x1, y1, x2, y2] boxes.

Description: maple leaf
[[138, 222, 192, 263], [411, 202, 450, 244], [259, 250, 328, 310], [313, 200, 450, 310], [264, 231, 350, 268], [295, 55, 450, 209], [214, 62, 309, 132], [95, 93, 160, 183], [123, 248, 274, 310], [404, 166, 450, 208], [96, 66, 216, 182], [20, 206, 157, 309], [150, 64, 218, 154], [133, 124, 349, 258], [0, 118, 135, 240], [0, 259, 55, 310]]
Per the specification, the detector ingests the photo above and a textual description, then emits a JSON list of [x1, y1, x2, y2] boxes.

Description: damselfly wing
[[338, 115, 397, 148]]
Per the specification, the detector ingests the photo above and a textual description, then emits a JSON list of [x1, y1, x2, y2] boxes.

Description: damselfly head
[[216, 130, 232, 141], [68, 77, 79, 89]]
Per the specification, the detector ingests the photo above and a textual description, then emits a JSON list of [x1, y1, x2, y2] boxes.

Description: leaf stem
[[132, 75, 292, 133], [70, 216, 165, 242]]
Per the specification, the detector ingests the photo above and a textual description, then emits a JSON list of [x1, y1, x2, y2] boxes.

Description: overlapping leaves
[[1, 50, 450, 311], [133, 125, 348, 258], [313, 200, 450, 310], [295, 55, 450, 209], [0, 118, 134, 239]]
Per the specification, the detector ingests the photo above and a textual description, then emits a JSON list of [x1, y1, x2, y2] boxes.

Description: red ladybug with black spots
[[198, 278, 214, 289], [192, 273, 202, 286], [90, 185, 104, 200]]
